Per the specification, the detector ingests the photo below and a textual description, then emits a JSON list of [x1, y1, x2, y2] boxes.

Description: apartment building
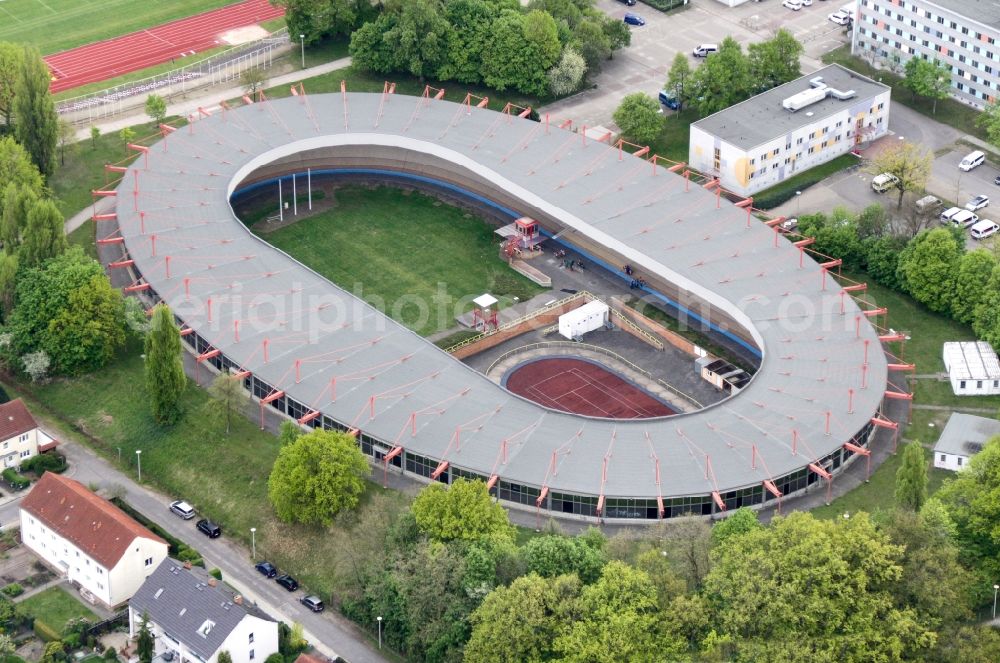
[[852, 0, 1000, 109], [689, 64, 890, 197]]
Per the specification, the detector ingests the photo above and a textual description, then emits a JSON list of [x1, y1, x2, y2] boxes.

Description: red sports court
[[45, 0, 284, 94], [504, 357, 676, 419]]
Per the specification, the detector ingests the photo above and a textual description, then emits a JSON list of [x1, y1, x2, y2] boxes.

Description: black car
[[255, 561, 277, 578], [196, 519, 221, 538], [300, 595, 324, 612], [616, 0, 637, 5], [995, 175, 1000, 186], [275, 574, 299, 592]]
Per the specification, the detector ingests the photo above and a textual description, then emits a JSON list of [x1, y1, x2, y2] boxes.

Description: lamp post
[[795, 190, 802, 215], [993, 584, 999, 620], [299, 34, 305, 69], [250, 528, 257, 559], [376, 616, 382, 649], [135, 449, 142, 482]]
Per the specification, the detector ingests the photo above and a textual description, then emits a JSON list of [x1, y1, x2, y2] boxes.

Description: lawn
[[822, 45, 987, 141], [0, 0, 243, 55], [18, 587, 97, 633], [257, 186, 546, 336], [752, 153, 860, 210]]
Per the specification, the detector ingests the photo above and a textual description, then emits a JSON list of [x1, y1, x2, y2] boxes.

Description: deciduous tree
[[0, 137, 44, 226], [868, 140, 932, 209], [56, 118, 75, 167], [0, 42, 23, 130], [482, 9, 561, 96], [613, 92, 662, 145], [267, 428, 369, 526], [896, 227, 963, 313], [13, 46, 57, 176], [207, 372, 248, 435], [895, 440, 929, 511], [690, 37, 752, 116], [19, 198, 66, 268], [710, 506, 761, 546], [144, 94, 167, 123], [137, 613, 153, 663], [951, 249, 997, 324], [382, 0, 451, 80], [666, 52, 692, 111], [938, 436, 1000, 577], [437, 0, 496, 84], [1, 182, 38, 253], [144, 304, 186, 425], [275, 0, 370, 43], [973, 263, 1000, 348], [0, 252, 17, 319], [411, 478, 515, 543], [547, 46, 586, 96], [748, 29, 803, 92], [572, 18, 611, 72], [522, 533, 606, 583], [239, 68, 266, 96]]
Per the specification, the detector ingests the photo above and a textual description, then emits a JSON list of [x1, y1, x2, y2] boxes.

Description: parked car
[[615, 0, 636, 4], [196, 518, 221, 538], [994, 174, 1000, 185], [169, 500, 196, 520], [623, 13, 645, 26], [275, 574, 299, 591], [692, 44, 717, 58], [970, 219, 1000, 240], [950, 210, 980, 228], [829, 10, 852, 25], [778, 217, 799, 233], [967, 194, 990, 211], [255, 561, 277, 578], [658, 89, 681, 110], [300, 595, 325, 613], [871, 173, 899, 193], [783, 0, 803, 9], [940, 206, 963, 223]]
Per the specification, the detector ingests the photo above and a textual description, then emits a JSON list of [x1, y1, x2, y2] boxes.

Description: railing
[[57, 28, 292, 123], [608, 306, 664, 351], [486, 340, 703, 410]]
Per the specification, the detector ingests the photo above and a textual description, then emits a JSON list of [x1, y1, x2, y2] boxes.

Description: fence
[[57, 28, 292, 124]]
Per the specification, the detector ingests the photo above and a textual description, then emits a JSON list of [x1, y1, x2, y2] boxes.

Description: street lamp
[[299, 34, 305, 69], [795, 190, 802, 215], [250, 528, 257, 559], [135, 449, 142, 482], [993, 584, 999, 620], [376, 616, 382, 649]]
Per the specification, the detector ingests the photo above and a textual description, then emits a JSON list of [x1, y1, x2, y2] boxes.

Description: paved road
[[1, 443, 389, 663]]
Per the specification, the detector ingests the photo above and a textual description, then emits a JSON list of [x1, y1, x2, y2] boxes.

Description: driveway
[[2, 446, 389, 663], [540, 0, 849, 128]]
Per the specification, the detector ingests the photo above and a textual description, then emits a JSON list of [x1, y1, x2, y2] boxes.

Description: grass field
[[0, 0, 239, 55], [257, 186, 546, 336], [17, 587, 97, 632]]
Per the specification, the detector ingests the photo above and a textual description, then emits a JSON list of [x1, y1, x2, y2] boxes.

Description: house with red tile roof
[[0, 399, 57, 469], [19, 473, 169, 608]]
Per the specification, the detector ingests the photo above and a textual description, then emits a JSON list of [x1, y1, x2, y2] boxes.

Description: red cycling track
[[503, 358, 677, 419], [44, 0, 284, 94]]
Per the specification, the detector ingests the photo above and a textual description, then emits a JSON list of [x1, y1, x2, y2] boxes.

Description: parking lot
[[540, 0, 852, 128]]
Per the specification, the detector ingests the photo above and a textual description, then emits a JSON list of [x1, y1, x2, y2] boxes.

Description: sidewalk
[[73, 56, 352, 141]]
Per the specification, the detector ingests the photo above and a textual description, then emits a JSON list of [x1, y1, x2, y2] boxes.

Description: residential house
[[0, 398, 58, 469]]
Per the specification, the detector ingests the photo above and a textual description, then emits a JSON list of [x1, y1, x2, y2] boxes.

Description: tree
[[411, 478, 515, 543], [382, 0, 451, 80], [0, 42, 22, 130], [711, 506, 761, 546], [21, 350, 50, 382], [748, 29, 803, 92], [690, 37, 752, 116], [19, 198, 67, 268], [145, 94, 167, 123], [973, 264, 1000, 348], [56, 118, 75, 167], [553, 561, 685, 662], [979, 100, 1000, 148], [0, 137, 44, 225], [572, 18, 611, 72], [144, 304, 186, 425], [216, 652, 232, 663], [349, 15, 399, 75], [39, 641, 64, 663], [0, 252, 17, 318], [118, 126, 135, 154], [521, 534, 606, 583], [278, 420, 302, 446], [938, 436, 1000, 577], [951, 249, 998, 324], [4, 248, 125, 375], [437, 0, 497, 84], [240, 68, 266, 95], [275, 0, 369, 43], [13, 46, 57, 176], [868, 140, 932, 209], [904, 57, 952, 114], [547, 46, 586, 96], [267, 428, 369, 526], [482, 9, 561, 97], [1, 183, 38, 254], [895, 440, 929, 511], [666, 52, 692, 111], [862, 234, 907, 289], [466, 573, 581, 663], [89, 125, 100, 149], [613, 92, 662, 145], [137, 612, 154, 663], [902, 56, 932, 102], [602, 15, 631, 54], [703, 511, 935, 661], [896, 227, 963, 313], [208, 373, 248, 435]]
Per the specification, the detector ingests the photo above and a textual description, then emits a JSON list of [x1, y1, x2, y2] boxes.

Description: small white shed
[[942, 341, 1000, 395], [933, 413, 1000, 471], [559, 301, 609, 341]]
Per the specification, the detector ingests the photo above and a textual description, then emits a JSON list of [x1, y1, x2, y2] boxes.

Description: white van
[[950, 210, 980, 228], [959, 150, 986, 171], [940, 206, 962, 223], [970, 219, 1000, 240], [871, 173, 899, 193], [693, 44, 718, 58]]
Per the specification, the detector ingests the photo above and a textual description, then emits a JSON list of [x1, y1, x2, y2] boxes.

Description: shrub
[[33, 618, 61, 642], [2, 468, 29, 490], [209, 568, 222, 581], [264, 654, 284, 663], [20, 453, 67, 476], [103, 647, 119, 662], [1, 584, 22, 597]]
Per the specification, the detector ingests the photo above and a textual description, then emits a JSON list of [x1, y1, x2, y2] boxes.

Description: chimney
[[233, 595, 243, 605], [207, 578, 217, 587], [183, 561, 192, 570]]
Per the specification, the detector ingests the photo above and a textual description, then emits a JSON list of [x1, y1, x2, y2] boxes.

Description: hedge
[[33, 617, 61, 642], [2, 468, 29, 490], [1, 584, 23, 598], [640, 0, 688, 11]]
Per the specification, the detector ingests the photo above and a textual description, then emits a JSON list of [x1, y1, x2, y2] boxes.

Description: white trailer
[[558, 301, 610, 341]]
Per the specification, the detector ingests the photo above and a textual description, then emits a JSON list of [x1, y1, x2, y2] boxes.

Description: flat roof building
[[933, 412, 1000, 471], [853, 0, 1000, 109], [943, 341, 1000, 395], [689, 64, 889, 197]]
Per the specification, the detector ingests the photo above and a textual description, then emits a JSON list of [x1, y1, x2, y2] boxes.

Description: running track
[[44, 0, 284, 94], [504, 358, 676, 419]]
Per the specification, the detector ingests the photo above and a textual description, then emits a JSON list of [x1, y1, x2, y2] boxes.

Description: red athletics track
[[504, 358, 676, 419], [44, 0, 284, 94]]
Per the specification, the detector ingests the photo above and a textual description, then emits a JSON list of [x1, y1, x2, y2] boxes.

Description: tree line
[[278, 0, 629, 98]]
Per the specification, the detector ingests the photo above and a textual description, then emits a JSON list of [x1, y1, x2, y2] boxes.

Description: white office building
[[853, 0, 1000, 109], [689, 64, 890, 197]]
